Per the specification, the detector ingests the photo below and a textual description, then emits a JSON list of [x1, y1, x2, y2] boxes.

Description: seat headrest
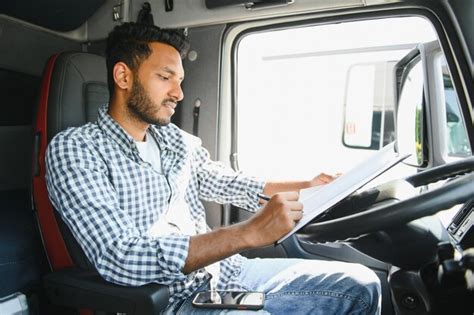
[[47, 52, 109, 141]]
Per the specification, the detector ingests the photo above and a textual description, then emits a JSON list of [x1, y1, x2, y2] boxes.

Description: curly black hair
[[105, 22, 190, 95]]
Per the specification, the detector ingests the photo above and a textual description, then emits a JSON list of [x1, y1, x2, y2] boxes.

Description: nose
[[169, 82, 184, 102]]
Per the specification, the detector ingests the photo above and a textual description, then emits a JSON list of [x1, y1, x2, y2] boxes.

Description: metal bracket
[[244, 0, 294, 11], [165, 0, 174, 12], [113, 1, 124, 21], [230, 152, 240, 170]]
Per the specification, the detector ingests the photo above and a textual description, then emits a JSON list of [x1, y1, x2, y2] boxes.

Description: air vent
[[448, 200, 473, 233]]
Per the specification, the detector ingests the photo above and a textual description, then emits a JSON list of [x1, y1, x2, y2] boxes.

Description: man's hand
[[309, 172, 340, 186], [185, 176, 337, 274], [244, 191, 303, 247], [183, 191, 303, 273], [262, 173, 341, 199]]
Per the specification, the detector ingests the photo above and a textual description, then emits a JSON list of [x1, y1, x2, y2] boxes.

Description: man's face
[[127, 42, 184, 126]]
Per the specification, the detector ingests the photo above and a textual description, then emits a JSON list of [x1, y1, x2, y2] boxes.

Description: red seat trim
[[33, 53, 74, 270]]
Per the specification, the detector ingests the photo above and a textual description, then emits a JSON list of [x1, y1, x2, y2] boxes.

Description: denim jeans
[[165, 258, 381, 314]]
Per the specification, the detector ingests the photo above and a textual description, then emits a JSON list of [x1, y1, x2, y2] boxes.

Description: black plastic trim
[[44, 268, 169, 315], [0, 0, 106, 32]]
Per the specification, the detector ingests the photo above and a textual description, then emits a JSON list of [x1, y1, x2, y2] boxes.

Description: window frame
[[433, 52, 472, 159], [395, 51, 429, 167]]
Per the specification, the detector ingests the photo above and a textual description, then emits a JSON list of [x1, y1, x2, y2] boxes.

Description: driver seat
[[32, 51, 169, 314]]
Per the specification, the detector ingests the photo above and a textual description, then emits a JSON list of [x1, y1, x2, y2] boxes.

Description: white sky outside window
[[236, 17, 437, 180]]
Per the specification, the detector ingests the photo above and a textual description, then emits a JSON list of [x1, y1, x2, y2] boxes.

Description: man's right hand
[[244, 191, 303, 247], [184, 191, 303, 274]]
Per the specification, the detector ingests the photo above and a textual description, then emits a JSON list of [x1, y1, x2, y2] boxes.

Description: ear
[[113, 62, 133, 91]]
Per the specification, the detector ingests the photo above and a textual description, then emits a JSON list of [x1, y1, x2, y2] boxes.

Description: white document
[[277, 142, 410, 244]]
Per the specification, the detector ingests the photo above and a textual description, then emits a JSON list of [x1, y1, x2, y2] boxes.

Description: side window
[[436, 56, 472, 157], [234, 17, 437, 179]]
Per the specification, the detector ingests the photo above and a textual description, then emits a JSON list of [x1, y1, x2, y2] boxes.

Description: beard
[[127, 77, 173, 126]]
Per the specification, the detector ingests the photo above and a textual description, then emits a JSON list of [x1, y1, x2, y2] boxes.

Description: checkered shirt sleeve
[[193, 145, 264, 212]]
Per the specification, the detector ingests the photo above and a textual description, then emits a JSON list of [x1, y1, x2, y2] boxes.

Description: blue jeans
[[166, 258, 381, 314]]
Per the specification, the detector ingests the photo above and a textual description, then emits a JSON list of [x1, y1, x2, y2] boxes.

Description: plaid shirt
[[46, 104, 264, 304]]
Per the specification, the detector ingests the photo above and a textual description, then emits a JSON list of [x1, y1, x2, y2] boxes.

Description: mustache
[[162, 98, 177, 106]]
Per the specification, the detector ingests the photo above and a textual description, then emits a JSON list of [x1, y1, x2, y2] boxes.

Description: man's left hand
[[309, 173, 340, 186]]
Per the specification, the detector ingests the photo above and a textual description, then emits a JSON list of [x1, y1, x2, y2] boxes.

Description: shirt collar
[[96, 104, 173, 155], [148, 124, 172, 151]]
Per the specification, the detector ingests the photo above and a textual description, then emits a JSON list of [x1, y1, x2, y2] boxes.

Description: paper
[[277, 142, 410, 244]]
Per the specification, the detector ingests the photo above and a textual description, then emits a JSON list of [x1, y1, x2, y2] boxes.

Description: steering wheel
[[297, 157, 474, 242]]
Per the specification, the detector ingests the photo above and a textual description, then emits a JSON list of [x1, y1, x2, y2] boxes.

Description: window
[[235, 16, 437, 180]]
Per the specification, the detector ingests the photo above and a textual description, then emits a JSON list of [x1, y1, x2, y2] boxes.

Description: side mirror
[[342, 62, 396, 150], [396, 41, 471, 165]]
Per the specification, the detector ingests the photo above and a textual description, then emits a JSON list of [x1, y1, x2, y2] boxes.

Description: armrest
[[44, 268, 169, 315]]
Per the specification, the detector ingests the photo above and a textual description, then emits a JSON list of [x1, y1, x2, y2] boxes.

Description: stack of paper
[[278, 142, 410, 244]]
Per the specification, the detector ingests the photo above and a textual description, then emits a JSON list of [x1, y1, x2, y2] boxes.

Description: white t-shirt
[[138, 131, 220, 287], [135, 131, 162, 173]]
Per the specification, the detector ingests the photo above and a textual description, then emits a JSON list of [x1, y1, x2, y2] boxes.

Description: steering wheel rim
[[298, 157, 474, 242]]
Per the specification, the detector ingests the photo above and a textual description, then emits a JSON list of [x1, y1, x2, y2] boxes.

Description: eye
[[158, 74, 170, 81]]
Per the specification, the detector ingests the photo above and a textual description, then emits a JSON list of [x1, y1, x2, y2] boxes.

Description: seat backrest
[[32, 52, 109, 271]]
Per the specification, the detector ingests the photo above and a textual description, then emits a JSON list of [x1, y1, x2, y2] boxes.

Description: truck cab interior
[[0, 0, 473, 314]]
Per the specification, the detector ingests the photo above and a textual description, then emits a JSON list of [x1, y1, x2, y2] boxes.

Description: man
[[46, 23, 380, 314]]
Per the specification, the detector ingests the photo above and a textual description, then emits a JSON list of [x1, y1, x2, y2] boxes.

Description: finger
[[275, 191, 300, 201], [314, 173, 330, 182], [289, 209, 304, 221], [288, 201, 303, 211], [320, 173, 335, 181]]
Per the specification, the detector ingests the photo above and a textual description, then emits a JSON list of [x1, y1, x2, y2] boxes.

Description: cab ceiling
[[0, 0, 403, 41], [149, 0, 366, 28], [0, 0, 105, 32]]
